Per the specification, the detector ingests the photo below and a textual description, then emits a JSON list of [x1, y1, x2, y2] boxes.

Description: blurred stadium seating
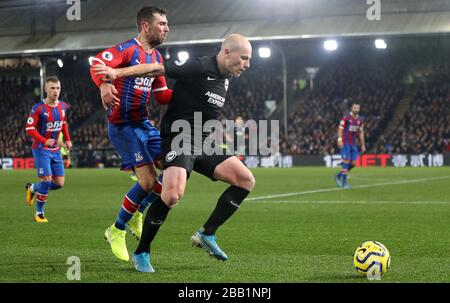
[[0, 0, 449, 167]]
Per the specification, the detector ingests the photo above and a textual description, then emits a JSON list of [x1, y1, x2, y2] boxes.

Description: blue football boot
[[132, 252, 155, 273], [191, 229, 228, 261]]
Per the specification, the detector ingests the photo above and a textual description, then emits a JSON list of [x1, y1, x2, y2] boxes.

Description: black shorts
[[161, 138, 231, 180]]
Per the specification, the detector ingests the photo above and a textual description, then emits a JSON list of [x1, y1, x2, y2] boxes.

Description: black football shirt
[[161, 56, 231, 141]]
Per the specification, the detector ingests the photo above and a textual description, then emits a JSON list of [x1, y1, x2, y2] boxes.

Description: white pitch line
[[254, 200, 450, 205], [247, 176, 450, 201]]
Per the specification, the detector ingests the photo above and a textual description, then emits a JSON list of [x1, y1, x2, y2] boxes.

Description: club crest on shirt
[[224, 79, 229, 91], [165, 151, 177, 162], [135, 152, 144, 162]]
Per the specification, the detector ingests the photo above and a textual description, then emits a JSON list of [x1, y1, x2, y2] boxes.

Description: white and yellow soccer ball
[[353, 241, 391, 277]]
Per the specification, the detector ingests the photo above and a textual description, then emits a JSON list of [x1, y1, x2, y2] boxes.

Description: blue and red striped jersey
[[90, 38, 168, 125], [26, 100, 70, 151], [339, 112, 363, 146]]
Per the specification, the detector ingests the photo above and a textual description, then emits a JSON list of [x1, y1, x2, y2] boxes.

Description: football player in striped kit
[[25, 76, 72, 223], [335, 103, 366, 189], [89, 6, 172, 262]]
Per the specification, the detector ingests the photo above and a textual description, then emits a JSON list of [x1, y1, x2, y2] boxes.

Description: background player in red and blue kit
[[25, 76, 72, 223], [335, 103, 366, 189], [89, 6, 172, 262]]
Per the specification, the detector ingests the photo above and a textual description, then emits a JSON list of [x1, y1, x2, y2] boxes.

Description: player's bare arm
[[94, 63, 165, 81], [359, 126, 366, 153], [337, 126, 344, 148]]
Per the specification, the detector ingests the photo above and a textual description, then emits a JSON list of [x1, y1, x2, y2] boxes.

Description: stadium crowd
[[0, 76, 39, 158], [279, 59, 405, 155], [380, 64, 450, 154], [0, 75, 102, 158], [1, 48, 449, 164]]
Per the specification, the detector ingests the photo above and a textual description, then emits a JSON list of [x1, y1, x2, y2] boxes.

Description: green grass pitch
[[0, 167, 449, 282]]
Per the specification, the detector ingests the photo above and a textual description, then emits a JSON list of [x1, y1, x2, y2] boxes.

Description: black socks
[[203, 186, 250, 235], [135, 196, 171, 254]]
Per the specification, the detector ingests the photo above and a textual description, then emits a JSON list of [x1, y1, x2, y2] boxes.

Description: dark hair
[[45, 76, 60, 83], [136, 6, 167, 31]]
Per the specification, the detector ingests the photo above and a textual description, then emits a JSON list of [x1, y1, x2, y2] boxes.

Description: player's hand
[[99, 83, 120, 110], [337, 137, 343, 148], [361, 145, 366, 153], [93, 65, 118, 81], [45, 138, 56, 147], [65, 141, 73, 150]]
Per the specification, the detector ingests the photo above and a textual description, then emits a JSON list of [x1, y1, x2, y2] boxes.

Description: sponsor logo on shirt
[[205, 91, 225, 107], [46, 121, 63, 132], [134, 77, 155, 92]]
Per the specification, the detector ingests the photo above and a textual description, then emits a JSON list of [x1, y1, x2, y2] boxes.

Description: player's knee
[[237, 171, 255, 192], [137, 178, 155, 192], [55, 180, 65, 188], [162, 189, 183, 208], [41, 176, 52, 182]]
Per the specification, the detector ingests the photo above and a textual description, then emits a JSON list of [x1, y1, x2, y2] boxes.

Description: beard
[[148, 33, 165, 47]]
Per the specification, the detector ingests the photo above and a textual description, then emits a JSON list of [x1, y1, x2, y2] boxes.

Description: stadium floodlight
[[375, 39, 387, 49], [57, 59, 64, 68], [258, 47, 271, 58], [323, 39, 338, 51], [177, 51, 189, 64]]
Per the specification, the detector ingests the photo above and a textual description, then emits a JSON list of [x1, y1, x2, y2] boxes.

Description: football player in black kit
[[94, 34, 255, 272]]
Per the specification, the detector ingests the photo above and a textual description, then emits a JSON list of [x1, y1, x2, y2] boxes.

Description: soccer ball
[[353, 241, 391, 277]]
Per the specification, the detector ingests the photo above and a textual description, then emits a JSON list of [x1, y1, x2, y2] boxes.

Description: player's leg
[[191, 156, 255, 261], [348, 161, 356, 172], [340, 161, 351, 188], [203, 156, 254, 233], [49, 151, 65, 190], [31, 175, 52, 223], [124, 165, 162, 241], [132, 165, 187, 272], [134, 166, 187, 250], [50, 176, 64, 189], [26, 149, 45, 206], [26, 150, 53, 222], [337, 145, 351, 188], [34, 152, 65, 222], [104, 163, 158, 262], [343, 147, 359, 188], [135, 173, 162, 214], [104, 123, 158, 261], [348, 145, 359, 173], [119, 164, 158, 229], [128, 124, 164, 240]]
